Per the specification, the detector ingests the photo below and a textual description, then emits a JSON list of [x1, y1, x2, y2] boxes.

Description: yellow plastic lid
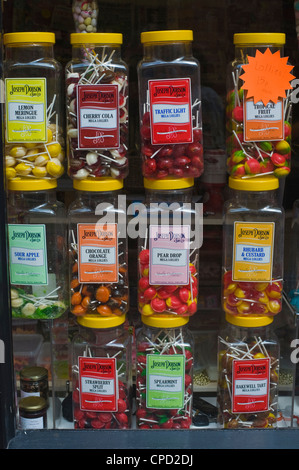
[[141, 30, 193, 44], [141, 314, 189, 328], [71, 33, 123, 45], [4, 32, 55, 45], [144, 177, 194, 190], [8, 178, 57, 191], [228, 175, 279, 191], [234, 33, 285, 45], [73, 177, 123, 192], [225, 313, 273, 327], [77, 313, 126, 329]]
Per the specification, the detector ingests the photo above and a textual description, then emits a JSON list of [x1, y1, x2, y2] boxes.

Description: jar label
[[77, 223, 118, 283], [5, 78, 47, 143], [8, 224, 48, 285], [19, 415, 45, 430], [146, 354, 185, 409], [78, 356, 118, 412], [232, 357, 270, 413], [149, 225, 190, 285], [77, 84, 120, 149], [243, 94, 284, 142], [232, 222, 275, 282], [148, 78, 193, 145]]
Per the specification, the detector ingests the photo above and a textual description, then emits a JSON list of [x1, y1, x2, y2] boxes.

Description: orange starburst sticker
[[240, 48, 295, 106]]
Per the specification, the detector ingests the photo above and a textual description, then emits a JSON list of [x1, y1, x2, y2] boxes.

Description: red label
[[149, 78, 193, 145], [78, 357, 118, 412], [232, 358, 270, 413], [77, 84, 120, 149]]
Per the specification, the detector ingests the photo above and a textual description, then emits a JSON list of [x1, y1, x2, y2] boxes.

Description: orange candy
[[95, 286, 111, 303], [71, 292, 82, 305], [96, 305, 113, 316]]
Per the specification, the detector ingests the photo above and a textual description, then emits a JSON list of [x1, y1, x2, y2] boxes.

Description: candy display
[[138, 30, 203, 180], [3, 32, 65, 181], [136, 315, 194, 429], [222, 176, 284, 317], [68, 179, 129, 318], [7, 179, 68, 320], [66, 33, 129, 180], [138, 178, 199, 318], [226, 33, 292, 180], [217, 314, 279, 429], [72, 314, 132, 429], [72, 1, 98, 33]]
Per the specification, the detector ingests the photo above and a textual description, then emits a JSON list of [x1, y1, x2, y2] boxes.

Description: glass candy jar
[[4, 32, 65, 181], [72, 314, 132, 429], [136, 314, 194, 429], [217, 314, 279, 429], [68, 178, 129, 318], [137, 30, 203, 180], [222, 176, 284, 317], [66, 33, 129, 180], [226, 33, 292, 180], [72, 1, 99, 33], [138, 178, 200, 318], [7, 179, 68, 319]]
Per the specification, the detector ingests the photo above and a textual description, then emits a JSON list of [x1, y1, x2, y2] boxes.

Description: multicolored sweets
[[222, 270, 283, 317]]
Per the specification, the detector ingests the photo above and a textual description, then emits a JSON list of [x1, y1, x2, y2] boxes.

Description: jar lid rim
[[141, 30, 193, 43], [228, 175, 279, 191], [144, 177, 194, 190], [141, 314, 189, 328], [77, 313, 126, 328], [225, 313, 273, 327], [18, 396, 47, 412], [20, 366, 48, 380], [73, 177, 123, 192], [234, 33, 286, 45], [70, 33, 123, 45], [8, 178, 57, 191], [4, 32, 55, 45]]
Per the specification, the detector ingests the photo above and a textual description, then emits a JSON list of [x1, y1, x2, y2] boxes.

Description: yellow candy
[[9, 146, 26, 158], [6, 167, 16, 179], [34, 154, 49, 166], [15, 163, 32, 175], [24, 142, 38, 149], [46, 158, 63, 177], [46, 128, 53, 143], [46, 142, 62, 158], [141, 304, 154, 316], [5, 156, 16, 167], [26, 149, 41, 162], [32, 166, 47, 177], [253, 352, 265, 359]]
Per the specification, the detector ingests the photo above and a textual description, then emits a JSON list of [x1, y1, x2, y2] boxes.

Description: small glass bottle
[[226, 33, 292, 180], [66, 33, 129, 180], [72, 314, 132, 429], [18, 396, 48, 430], [217, 313, 280, 429], [72, 1, 99, 33], [3, 32, 64, 181], [138, 177, 200, 318], [136, 314, 194, 429], [138, 30, 203, 180], [68, 178, 128, 318], [7, 179, 68, 320], [20, 366, 49, 403], [222, 176, 284, 317]]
